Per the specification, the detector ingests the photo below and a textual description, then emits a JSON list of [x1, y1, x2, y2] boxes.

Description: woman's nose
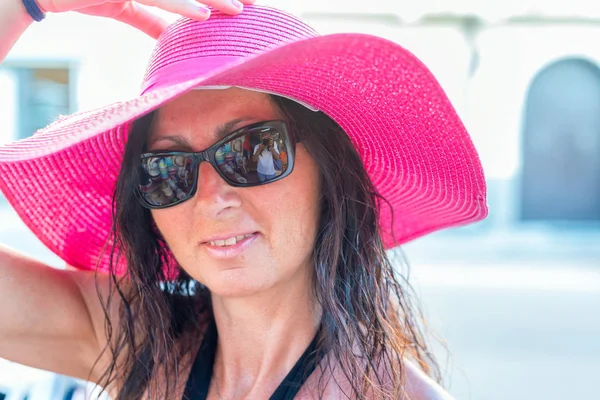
[[192, 160, 242, 212]]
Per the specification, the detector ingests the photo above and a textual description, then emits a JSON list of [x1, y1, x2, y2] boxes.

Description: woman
[[0, 1, 488, 399]]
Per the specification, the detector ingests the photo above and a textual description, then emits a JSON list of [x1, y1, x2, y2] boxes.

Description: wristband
[[22, 0, 46, 22]]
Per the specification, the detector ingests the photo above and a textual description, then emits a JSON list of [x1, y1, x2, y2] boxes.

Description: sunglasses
[[135, 120, 296, 209]]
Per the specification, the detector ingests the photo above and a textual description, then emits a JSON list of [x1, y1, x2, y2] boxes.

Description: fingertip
[[230, 0, 244, 12], [196, 4, 212, 20]]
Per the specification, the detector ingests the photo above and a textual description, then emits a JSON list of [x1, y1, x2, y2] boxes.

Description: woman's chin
[[205, 269, 275, 298], [208, 281, 270, 298]]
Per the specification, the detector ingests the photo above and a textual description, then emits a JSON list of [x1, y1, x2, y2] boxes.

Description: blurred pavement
[[411, 263, 600, 400]]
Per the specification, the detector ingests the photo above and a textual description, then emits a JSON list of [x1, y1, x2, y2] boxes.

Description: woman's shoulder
[[299, 354, 454, 399], [403, 358, 455, 400]]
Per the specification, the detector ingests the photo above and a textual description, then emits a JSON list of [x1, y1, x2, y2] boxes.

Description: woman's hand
[[38, 0, 257, 38], [0, 0, 256, 62]]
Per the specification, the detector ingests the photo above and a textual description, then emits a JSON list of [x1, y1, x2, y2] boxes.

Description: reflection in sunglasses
[[140, 155, 196, 205], [137, 121, 292, 208]]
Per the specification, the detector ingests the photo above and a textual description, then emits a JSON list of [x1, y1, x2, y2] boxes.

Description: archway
[[521, 58, 600, 222]]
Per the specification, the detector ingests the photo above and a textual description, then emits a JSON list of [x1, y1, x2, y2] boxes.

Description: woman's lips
[[201, 232, 259, 259]]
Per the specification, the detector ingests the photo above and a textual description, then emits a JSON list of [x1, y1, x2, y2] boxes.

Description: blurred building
[[1, 0, 599, 265]]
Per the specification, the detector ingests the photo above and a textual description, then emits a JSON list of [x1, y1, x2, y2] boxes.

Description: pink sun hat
[[0, 5, 487, 273]]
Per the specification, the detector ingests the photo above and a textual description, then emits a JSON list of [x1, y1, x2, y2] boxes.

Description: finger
[[194, 0, 248, 15], [137, 0, 212, 21], [113, 2, 169, 39]]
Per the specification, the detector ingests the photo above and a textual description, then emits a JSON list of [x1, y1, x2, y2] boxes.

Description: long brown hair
[[94, 95, 441, 399]]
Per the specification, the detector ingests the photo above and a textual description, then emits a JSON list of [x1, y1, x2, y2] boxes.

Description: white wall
[[468, 23, 600, 181]]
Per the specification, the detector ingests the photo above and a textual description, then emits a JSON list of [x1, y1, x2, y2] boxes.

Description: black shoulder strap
[[183, 321, 323, 400], [268, 329, 322, 400], [183, 318, 218, 399]]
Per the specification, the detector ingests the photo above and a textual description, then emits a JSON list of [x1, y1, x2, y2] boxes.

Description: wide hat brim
[[0, 6, 487, 273]]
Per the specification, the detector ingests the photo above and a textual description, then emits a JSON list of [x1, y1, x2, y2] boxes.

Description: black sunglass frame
[[135, 120, 296, 210]]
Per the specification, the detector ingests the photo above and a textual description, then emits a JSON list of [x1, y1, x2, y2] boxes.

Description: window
[[14, 67, 72, 140], [0, 65, 73, 204]]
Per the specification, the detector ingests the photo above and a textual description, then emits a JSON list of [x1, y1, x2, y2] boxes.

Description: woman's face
[[149, 88, 320, 297]]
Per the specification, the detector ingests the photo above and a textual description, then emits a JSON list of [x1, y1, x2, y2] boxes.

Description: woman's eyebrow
[[148, 135, 191, 148], [215, 116, 254, 139], [148, 117, 255, 148]]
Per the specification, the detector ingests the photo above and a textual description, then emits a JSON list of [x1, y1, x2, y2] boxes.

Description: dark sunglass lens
[[139, 155, 195, 206], [216, 127, 288, 185]]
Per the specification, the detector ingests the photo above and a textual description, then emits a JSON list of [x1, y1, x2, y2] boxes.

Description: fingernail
[[198, 5, 211, 15], [231, 0, 243, 9]]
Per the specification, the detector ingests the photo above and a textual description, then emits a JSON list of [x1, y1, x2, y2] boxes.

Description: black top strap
[[183, 319, 323, 400], [268, 331, 322, 400]]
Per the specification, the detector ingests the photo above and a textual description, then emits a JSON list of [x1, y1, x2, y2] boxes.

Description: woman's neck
[[209, 268, 321, 398]]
